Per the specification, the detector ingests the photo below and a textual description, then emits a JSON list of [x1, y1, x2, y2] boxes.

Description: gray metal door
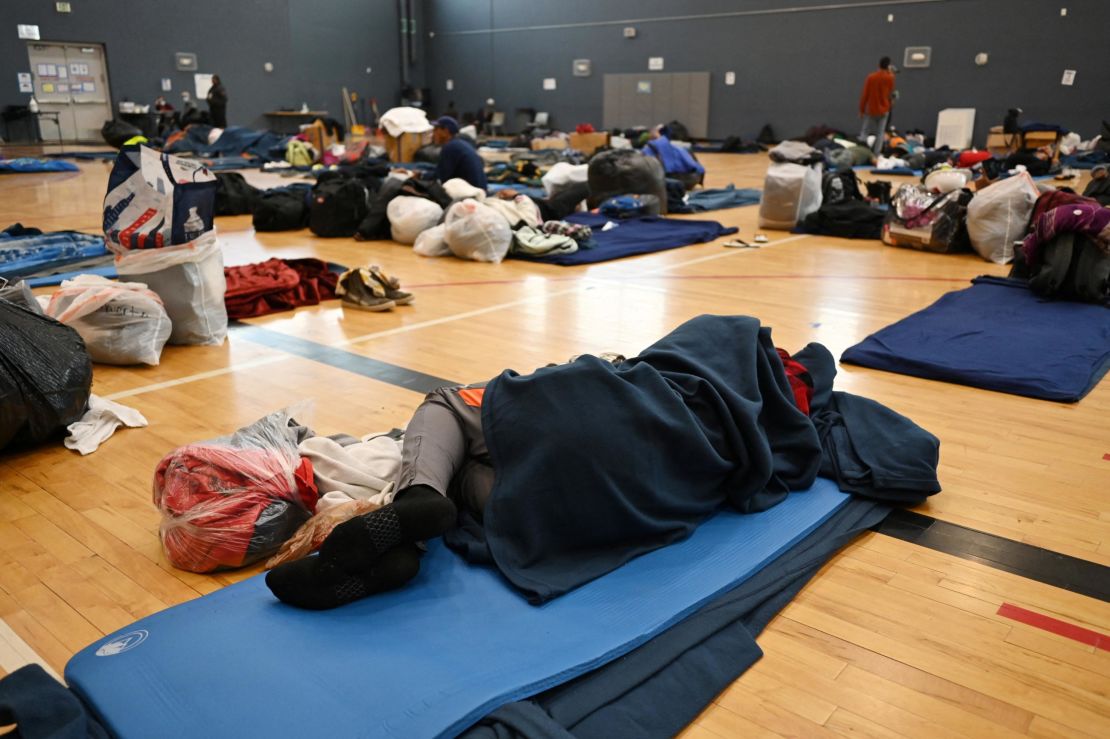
[[603, 72, 710, 138], [27, 42, 112, 142]]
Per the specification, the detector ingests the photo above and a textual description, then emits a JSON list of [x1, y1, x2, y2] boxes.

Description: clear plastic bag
[[115, 231, 227, 346], [966, 172, 1039, 264], [414, 223, 450, 258], [153, 408, 319, 573], [758, 162, 823, 230], [444, 199, 512, 263], [45, 275, 171, 366], [443, 178, 486, 201], [264, 498, 381, 569], [387, 196, 444, 244]]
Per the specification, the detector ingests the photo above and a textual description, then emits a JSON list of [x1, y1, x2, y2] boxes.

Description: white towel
[[298, 434, 402, 506], [65, 395, 148, 455]]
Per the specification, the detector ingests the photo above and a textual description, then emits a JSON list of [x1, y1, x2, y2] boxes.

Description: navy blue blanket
[[166, 125, 288, 162], [458, 315, 822, 603], [842, 277, 1110, 402], [513, 213, 737, 266]]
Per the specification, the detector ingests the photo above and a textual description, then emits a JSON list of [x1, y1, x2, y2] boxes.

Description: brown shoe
[[337, 268, 396, 312], [367, 265, 414, 305]]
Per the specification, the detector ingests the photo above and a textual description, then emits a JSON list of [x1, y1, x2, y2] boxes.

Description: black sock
[[319, 485, 457, 573], [265, 543, 422, 610]]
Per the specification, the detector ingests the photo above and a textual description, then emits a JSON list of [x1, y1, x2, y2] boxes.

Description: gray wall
[[425, 0, 1110, 144], [1, 0, 404, 134]]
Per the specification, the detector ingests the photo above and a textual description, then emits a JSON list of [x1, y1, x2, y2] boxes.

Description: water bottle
[[183, 206, 204, 241], [29, 96, 39, 113]]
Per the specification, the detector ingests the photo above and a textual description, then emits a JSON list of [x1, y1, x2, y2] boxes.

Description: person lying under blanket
[[266, 315, 941, 610]]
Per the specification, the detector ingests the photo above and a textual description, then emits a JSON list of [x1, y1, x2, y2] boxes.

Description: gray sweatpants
[[397, 384, 494, 518]]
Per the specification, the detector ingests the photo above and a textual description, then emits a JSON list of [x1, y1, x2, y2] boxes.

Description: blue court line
[[229, 322, 458, 394]]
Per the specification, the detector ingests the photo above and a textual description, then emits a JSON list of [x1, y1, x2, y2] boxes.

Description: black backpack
[[309, 177, 369, 238], [1021, 232, 1110, 304], [802, 201, 886, 239], [822, 169, 863, 204], [215, 172, 261, 216], [252, 187, 309, 232]]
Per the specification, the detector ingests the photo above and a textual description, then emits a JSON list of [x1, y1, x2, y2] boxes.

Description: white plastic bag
[[387, 196, 445, 244], [46, 275, 172, 366], [966, 172, 1039, 264], [758, 162, 823, 230], [115, 231, 227, 345], [102, 145, 217, 253], [444, 199, 512, 263], [542, 162, 589, 197], [414, 223, 450, 257], [443, 178, 486, 201]]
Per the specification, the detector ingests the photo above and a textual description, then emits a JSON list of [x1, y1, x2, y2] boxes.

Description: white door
[[27, 42, 112, 142]]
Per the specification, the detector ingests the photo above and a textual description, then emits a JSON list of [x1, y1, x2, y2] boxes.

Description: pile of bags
[[103, 145, 227, 347]]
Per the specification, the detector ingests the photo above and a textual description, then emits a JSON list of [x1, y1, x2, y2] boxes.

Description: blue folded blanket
[[514, 213, 737, 265], [842, 276, 1110, 402], [0, 226, 109, 281]]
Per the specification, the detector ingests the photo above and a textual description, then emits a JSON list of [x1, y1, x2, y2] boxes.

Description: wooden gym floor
[[0, 148, 1107, 738]]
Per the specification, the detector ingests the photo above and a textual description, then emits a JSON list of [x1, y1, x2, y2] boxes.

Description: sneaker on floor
[[367, 265, 414, 305], [337, 268, 396, 312]]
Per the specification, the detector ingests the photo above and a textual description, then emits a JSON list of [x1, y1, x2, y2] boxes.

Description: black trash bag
[[587, 149, 667, 212], [215, 172, 261, 216], [0, 303, 92, 451], [0, 280, 43, 314], [101, 119, 143, 148]]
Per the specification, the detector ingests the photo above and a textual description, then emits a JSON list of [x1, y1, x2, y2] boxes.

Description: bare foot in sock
[[266, 543, 422, 610], [319, 485, 457, 573]]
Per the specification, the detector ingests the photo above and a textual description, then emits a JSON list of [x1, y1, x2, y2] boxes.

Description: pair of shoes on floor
[[337, 265, 414, 312]]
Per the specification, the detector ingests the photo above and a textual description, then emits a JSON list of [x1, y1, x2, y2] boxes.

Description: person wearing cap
[[432, 116, 487, 190]]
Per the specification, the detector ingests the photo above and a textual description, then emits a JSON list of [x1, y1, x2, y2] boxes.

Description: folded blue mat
[[514, 213, 737, 266], [0, 229, 109, 281], [842, 276, 1110, 402], [66, 480, 849, 739], [0, 157, 79, 173]]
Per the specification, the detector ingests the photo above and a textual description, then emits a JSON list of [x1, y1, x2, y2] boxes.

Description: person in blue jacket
[[644, 125, 704, 191], [431, 116, 487, 190]]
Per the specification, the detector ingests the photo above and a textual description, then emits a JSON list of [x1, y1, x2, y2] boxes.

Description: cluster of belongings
[[102, 144, 227, 347], [154, 407, 405, 573]]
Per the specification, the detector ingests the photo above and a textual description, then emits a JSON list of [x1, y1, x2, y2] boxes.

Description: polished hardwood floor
[[0, 146, 1106, 737]]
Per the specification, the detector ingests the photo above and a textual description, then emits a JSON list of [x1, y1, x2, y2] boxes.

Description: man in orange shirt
[[859, 56, 896, 154]]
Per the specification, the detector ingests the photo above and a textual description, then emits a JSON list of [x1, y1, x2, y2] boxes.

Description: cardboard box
[[985, 125, 1018, 156], [1021, 130, 1061, 163], [384, 131, 431, 162], [531, 136, 567, 151], [569, 131, 609, 155]]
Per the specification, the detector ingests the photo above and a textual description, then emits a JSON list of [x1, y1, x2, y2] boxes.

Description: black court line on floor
[[875, 509, 1110, 603], [230, 321, 1109, 602], [229, 322, 456, 395]]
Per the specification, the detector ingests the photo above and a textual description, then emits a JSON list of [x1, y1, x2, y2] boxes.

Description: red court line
[[997, 603, 1110, 651], [406, 274, 972, 289]]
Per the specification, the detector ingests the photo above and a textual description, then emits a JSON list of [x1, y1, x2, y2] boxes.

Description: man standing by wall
[[858, 57, 895, 154]]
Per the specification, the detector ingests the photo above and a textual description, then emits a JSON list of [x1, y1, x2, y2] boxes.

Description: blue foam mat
[[66, 480, 849, 739], [842, 276, 1110, 402]]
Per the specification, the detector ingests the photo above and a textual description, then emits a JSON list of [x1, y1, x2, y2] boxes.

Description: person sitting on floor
[[644, 125, 705, 191], [432, 116, 487, 190], [265, 316, 940, 610]]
